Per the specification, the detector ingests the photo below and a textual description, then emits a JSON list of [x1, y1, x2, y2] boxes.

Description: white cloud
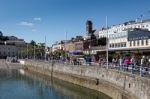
[[33, 17, 42, 21], [19, 21, 34, 27]]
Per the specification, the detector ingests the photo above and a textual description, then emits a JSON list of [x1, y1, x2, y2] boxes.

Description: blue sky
[[0, 0, 150, 46]]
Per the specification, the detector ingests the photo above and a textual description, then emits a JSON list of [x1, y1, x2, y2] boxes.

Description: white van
[[76, 58, 86, 65]]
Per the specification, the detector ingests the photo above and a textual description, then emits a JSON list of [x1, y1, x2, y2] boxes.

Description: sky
[[0, 0, 150, 46]]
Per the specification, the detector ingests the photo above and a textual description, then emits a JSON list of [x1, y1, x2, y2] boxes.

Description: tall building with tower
[[86, 20, 93, 36], [85, 20, 97, 41]]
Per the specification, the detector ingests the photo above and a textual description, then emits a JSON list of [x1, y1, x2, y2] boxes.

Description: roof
[[93, 19, 150, 33]]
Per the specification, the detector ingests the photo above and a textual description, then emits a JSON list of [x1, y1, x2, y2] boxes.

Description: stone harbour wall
[[23, 60, 150, 99]]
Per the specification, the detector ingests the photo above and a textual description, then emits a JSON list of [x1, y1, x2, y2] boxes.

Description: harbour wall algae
[[23, 60, 150, 99]]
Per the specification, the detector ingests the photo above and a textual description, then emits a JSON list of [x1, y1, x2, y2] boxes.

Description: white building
[[52, 43, 64, 52], [0, 45, 17, 58], [0, 35, 26, 58], [95, 19, 150, 51], [97, 19, 150, 39]]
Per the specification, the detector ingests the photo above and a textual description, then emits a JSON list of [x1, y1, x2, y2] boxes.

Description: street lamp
[[45, 36, 47, 61], [88, 44, 91, 65], [89, 44, 91, 55], [106, 16, 109, 69], [27, 43, 28, 59], [34, 44, 35, 60], [64, 32, 67, 61]]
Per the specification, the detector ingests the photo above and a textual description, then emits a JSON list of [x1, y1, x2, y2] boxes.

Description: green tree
[[30, 40, 36, 46], [18, 41, 47, 59]]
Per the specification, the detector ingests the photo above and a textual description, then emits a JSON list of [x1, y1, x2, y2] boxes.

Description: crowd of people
[[110, 56, 150, 68], [48, 54, 150, 74]]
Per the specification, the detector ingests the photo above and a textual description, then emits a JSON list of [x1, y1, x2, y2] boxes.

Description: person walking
[[140, 56, 145, 77], [130, 56, 136, 74], [123, 56, 130, 71], [119, 57, 123, 70]]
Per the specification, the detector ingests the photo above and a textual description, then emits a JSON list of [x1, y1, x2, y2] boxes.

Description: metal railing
[[25, 59, 150, 77]]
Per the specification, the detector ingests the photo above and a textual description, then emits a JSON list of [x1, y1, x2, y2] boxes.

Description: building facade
[[93, 19, 150, 54], [127, 29, 150, 50], [0, 44, 17, 58], [65, 42, 75, 52], [0, 35, 26, 58], [52, 43, 64, 52]]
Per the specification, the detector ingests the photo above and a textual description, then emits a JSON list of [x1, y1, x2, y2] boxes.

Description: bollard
[[140, 66, 143, 77], [131, 64, 134, 74], [121, 64, 123, 71], [123, 65, 125, 72], [119, 65, 122, 71]]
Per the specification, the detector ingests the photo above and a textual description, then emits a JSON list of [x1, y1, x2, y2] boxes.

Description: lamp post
[[106, 16, 109, 69], [45, 36, 47, 61], [27, 43, 28, 59], [4, 41, 7, 58], [88, 44, 91, 65], [64, 32, 67, 61], [89, 44, 91, 56], [21, 47, 22, 59], [34, 44, 35, 60]]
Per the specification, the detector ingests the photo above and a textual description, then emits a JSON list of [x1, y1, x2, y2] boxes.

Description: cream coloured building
[[97, 19, 150, 38], [52, 43, 64, 52], [0, 44, 17, 58], [95, 19, 150, 52]]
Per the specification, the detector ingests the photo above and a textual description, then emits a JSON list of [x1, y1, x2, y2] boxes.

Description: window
[[118, 34, 121, 38], [115, 34, 118, 38], [119, 43, 121, 47], [111, 35, 113, 39], [112, 44, 114, 48], [109, 44, 112, 48], [130, 41, 132, 46], [133, 41, 136, 46], [122, 33, 125, 38], [146, 40, 148, 45], [121, 43, 124, 47], [141, 40, 144, 46], [137, 40, 139, 46], [12, 52, 15, 56], [124, 43, 126, 47], [115, 43, 117, 48], [113, 35, 115, 39], [8, 52, 10, 56]]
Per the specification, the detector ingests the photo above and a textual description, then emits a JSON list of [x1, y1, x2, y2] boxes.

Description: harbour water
[[0, 69, 112, 99]]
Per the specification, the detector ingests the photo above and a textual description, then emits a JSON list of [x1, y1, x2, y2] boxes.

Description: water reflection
[[0, 69, 112, 99]]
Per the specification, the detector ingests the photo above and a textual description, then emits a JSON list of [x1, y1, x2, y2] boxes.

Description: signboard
[[128, 30, 150, 41]]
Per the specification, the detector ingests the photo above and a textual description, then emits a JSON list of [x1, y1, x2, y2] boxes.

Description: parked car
[[76, 58, 86, 65]]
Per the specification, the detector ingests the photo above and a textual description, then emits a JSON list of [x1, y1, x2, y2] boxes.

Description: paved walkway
[[0, 59, 22, 69], [0, 59, 8, 69]]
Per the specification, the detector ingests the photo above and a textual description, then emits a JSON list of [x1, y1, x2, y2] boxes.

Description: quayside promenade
[[16, 59, 150, 99], [0, 59, 22, 69]]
